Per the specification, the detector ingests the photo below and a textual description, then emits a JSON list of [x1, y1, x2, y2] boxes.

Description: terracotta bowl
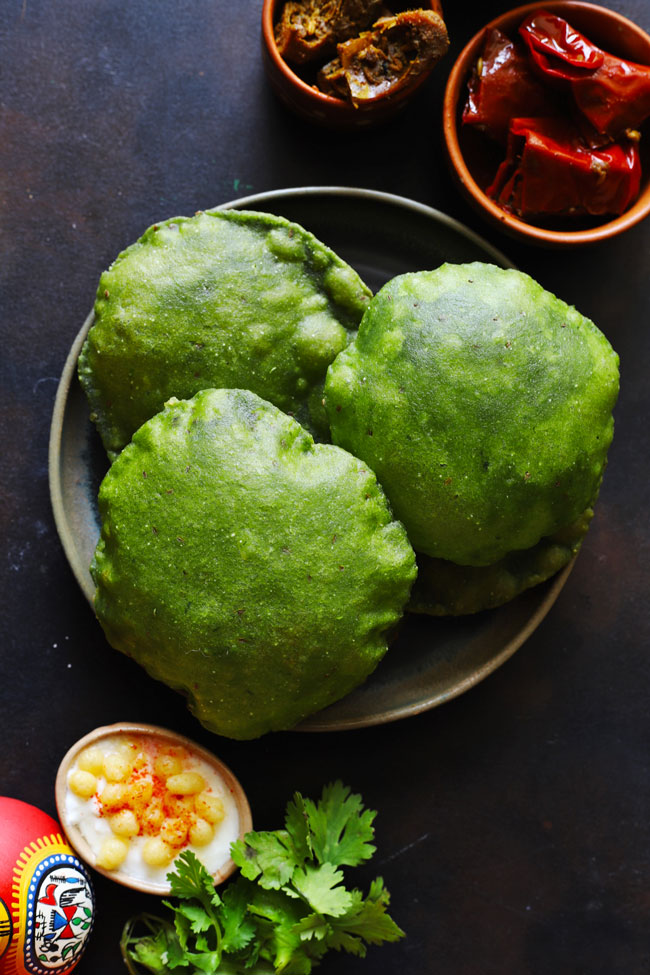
[[262, 0, 447, 129], [443, 1, 650, 246], [55, 723, 252, 894]]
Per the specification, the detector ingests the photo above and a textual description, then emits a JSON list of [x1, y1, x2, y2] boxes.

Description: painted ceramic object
[[0, 798, 94, 975]]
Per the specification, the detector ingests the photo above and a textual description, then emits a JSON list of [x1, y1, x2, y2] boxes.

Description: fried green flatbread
[[408, 507, 592, 616], [325, 262, 619, 566], [91, 388, 416, 739], [79, 209, 371, 458]]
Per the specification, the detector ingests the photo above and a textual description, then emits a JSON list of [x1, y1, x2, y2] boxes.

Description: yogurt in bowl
[[55, 723, 252, 894]]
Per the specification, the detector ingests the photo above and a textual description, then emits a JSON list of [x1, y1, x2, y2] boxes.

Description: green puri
[[325, 262, 619, 568], [409, 507, 592, 616], [79, 209, 371, 458], [91, 388, 416, 739]]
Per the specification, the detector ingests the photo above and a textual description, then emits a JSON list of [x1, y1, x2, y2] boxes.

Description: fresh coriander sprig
[[121, 782, 404, 974]]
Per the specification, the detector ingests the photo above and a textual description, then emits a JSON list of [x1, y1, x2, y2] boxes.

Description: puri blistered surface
[[325, 262, 619, 566], [79, 209, 371, 458], [408, 507, 593, 617], [91, 388, 416, 739]]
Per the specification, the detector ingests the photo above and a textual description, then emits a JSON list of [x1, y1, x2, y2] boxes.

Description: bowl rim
[[443, 0, 650, 246], [54, 722, 253, 895]]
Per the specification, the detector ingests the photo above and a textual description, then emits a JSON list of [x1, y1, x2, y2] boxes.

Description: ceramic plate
[[49, 186, 573, 732]]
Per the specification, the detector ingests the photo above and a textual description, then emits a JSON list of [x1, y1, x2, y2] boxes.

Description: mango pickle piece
[[275, 0, 383, 65], [331, 0, 386, 41], [318, 55, 349, 98], [319, 9, 449, 104]]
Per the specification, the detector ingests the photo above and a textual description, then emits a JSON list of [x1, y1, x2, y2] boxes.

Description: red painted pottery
[[0, 798, 94, 975]]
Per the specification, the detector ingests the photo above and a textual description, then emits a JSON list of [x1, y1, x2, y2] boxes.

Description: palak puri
[[324, 262, 619, 611], [91, 388, 416, 739], [79, 208, 371, 458]]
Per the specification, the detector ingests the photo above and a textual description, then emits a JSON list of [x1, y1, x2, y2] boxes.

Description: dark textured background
[[1, 1, 649, 972]]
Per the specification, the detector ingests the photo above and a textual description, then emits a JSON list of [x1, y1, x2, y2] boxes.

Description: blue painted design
[[21, 852, 94, 974]]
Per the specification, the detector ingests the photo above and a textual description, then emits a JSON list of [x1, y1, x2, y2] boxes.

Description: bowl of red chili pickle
[[262, 0, 450, 128], [443, 1, 650, 246]]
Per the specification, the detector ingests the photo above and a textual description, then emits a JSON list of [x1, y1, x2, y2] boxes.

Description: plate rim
[[49, 306, 96, 603], [48, 185, 572, 733], [300, 560, 573, 730], [217, 185, 516, 269]]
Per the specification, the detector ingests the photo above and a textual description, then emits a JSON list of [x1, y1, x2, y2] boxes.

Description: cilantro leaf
[[180, 947, 221, 973], [128, 940, 171, 974], [290, 913, 329, 943], [291, 863, 353, 917], [327, 878, 405, 949], [121, 917, 176, 974], [284, 792, 311, 866], [168, 851, 222, 916], [231, 830, 296, 889], [175, 902, 215, 936], [164, 932, 191, 969], [218, 882, 257, 954], [243, 886, 308, 972], [303, 782, 377, 868]]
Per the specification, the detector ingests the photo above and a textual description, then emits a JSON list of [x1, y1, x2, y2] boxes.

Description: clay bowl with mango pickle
[[55, 722, 252, 894], [443, 1, 650, 247], [262, 0, 449, 128]]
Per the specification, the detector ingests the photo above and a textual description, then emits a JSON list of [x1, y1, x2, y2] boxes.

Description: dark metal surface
[[1, 1, 649, 973]]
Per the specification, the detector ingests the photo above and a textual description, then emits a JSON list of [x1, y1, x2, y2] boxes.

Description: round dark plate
[[49, 187, 573, 732]]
